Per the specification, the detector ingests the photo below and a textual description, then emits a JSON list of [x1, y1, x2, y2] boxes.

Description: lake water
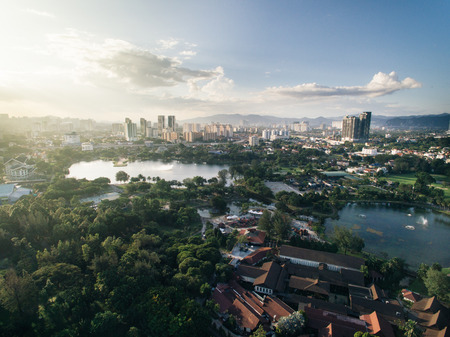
[[325, 203, 450, 268], [67, 160, 229, 184]]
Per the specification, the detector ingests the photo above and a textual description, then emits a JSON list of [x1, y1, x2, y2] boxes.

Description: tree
[[423, 268, 450, 301], [217, 169, 228, 186], [275, 311, 306, 337], [115, 171, 130, 183], [251, 325, 267, 337], [272, 210, 291, 240], [398, 319, 423, 337], [332, 225, 365, 255], [354, 332, 377, 337], [0, 269, 38, 317], [210, 195, 228, 214], [258, 210, 274, 238], [417, 263, 429, 280]]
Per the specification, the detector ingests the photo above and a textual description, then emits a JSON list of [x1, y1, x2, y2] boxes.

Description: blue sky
[[0, 0, 448, 122]]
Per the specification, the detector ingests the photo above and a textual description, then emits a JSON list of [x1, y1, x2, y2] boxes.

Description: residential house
[[4, 158, 35, 180]]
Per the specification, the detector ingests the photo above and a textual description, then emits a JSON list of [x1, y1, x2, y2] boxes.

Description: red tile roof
[[360, 311, 395, 337], [212, 281, 294, 332], [242, 247, 273, 265]]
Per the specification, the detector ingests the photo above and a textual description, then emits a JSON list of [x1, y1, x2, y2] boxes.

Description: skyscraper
[[342, 112, 371, 141], [124, 118, 137, 141], [140, 118, 147, 137], [157, 115, 165, 134], [168, 115, 176, 132], [359, 111, 371, 140]]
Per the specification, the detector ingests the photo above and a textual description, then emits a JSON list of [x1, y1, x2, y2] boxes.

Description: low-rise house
[[212, 280, 294, 334], [4, 158, 35, 180], [241, 247, 273, 265], [401, 289, 422, 303], [239, 228, 266, 246]]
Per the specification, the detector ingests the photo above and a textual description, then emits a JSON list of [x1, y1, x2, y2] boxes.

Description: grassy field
[[383, 173, 450, 200]]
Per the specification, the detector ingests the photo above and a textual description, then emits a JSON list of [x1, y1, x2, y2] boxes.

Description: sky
[[0, 0, 449, 123]]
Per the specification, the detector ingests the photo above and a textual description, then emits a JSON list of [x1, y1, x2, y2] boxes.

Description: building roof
[[412, 297, 444, 313], [241, 247, 273, 265], [228, 298, 261, 331], [237, 264, 267, 280], [287, 294, 351, 316], [350, 295, 404, 324], [237, 261, 288, 293], [9, 187, 32, 202], [401, 289, 422, 303], [279, 245, 365, 271], [212, 281, 294, 332], [240, 228, 266, 245], [360, 311, 395, 337], [413, 310, 450, 330], [287, 261, 365, 287], [289, 276, 330, 296], [254, 261, 283, 290], [423, 327, 449, 337], [370, 284, 387, 301], [0, 184, 15, 198], [305, 306, 366, 337]]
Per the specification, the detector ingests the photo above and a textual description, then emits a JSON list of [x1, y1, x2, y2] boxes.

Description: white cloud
[[180, 50, 197, 59], [263, 71, 421, 99], [157, 38, 180, 50], [26, 8, 55, 19], [187, 66, 235, 101], [46, 30, 219, 90]]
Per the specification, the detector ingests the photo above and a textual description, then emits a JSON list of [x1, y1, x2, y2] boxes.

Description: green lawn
[[383, 173, 450, 200]]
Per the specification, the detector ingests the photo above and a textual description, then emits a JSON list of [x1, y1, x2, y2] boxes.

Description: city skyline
[[0, 1, 449, 122]]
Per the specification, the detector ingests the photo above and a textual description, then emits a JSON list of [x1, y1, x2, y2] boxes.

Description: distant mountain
[[384, 113, 450, 130], [180, 113, 450, 130], [179, 114, 340, 127]]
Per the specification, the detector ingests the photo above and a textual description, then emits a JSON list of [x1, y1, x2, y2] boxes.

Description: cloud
[[157, 38, 180, 50], [47, 30, 219, 89], [187, 66, 235, 101], [263, 71, 421, 99], [26, 8, 55, 18], [180, 50, 197, 59]]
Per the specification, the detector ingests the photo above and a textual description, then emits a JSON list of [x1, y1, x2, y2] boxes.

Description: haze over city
[[0, 1, 449, 122]]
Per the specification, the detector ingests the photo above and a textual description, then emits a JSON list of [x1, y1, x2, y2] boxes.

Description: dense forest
[[0, 181, 232, 337]]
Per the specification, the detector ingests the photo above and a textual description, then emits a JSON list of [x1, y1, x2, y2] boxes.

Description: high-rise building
[[342, 112, 371, 141], [359, 111, 371, 140], [168, 115, 176, 132], [124, 118, 137, 141], [140, 118, 147, 137], [157, 115, 165, 134], [249, 136, 259, 146], [183, 123, 201, 133]]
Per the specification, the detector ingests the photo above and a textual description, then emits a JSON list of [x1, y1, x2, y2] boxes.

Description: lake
[[325, 203, 450, 268], [67, 160, 229, 184]]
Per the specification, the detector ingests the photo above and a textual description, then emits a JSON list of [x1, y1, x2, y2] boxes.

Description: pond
[[67, 160, 229, 184], [325, 203, 450, 268]]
